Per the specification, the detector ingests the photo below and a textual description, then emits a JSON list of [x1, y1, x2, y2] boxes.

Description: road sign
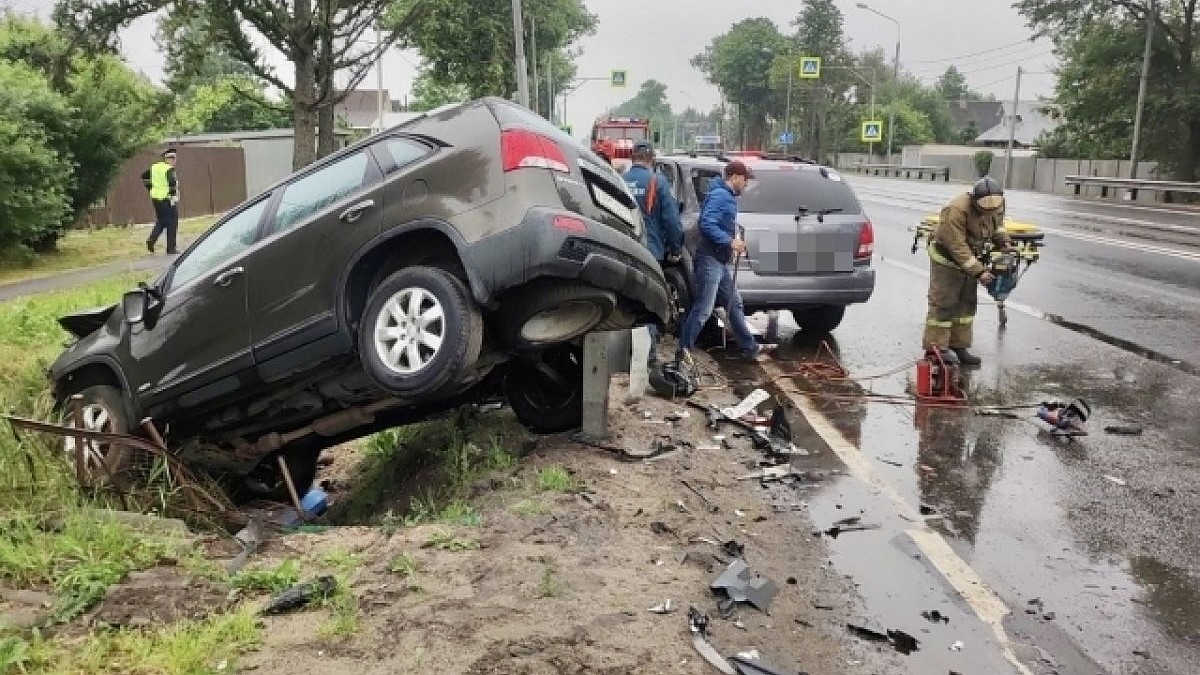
[[861, 120, 883, 143], [610, 70, 627, 87], [779, 131, 794, 144], [799, 56, 821, 79]]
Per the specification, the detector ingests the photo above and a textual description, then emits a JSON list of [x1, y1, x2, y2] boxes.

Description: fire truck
[[590, 116, 656, 168]]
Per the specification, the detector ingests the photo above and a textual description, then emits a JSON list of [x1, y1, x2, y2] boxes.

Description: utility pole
[[375, 26, 385, 132], [547, 53, 554, 124], [1130, 0, 1156, 183], [511, 0, 530, 108], [1003, 66, 1023, 188], [784, 54, 794, 151], [887, 38, 899, 161], [530, 16, 539, 116], [869, 69, 877, 158]]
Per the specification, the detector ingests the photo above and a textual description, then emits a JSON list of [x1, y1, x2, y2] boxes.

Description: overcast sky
[[18, 0, 1055, 136]]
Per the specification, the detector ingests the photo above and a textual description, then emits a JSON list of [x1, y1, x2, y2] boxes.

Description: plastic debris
[[711, 559, 779, 614], [260, 576, 336, 615], [950, 640, 964, 651], [1104, 475, 1127, 486], [647, 599, 675, 614]]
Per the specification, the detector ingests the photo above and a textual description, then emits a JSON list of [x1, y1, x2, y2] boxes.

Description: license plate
[[756, 232, 853, 273]]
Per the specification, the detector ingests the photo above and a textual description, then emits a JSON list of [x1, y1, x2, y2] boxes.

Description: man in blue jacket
[[624, 141, 682, 363], [677, 160, 772, 362]]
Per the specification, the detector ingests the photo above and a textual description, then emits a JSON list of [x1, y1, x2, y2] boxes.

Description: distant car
[[49, 97, 670, 499], [654, 154, 875, 335]]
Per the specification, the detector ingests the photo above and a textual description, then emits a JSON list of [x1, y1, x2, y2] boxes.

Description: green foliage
[[172, 75, 290, 133], [422, 531, 480, 552], [409, 66, 470, 112], [692, 17, 791, 149], [536, 464, 581, 493], [935, 65, 973, 101], [390, 0, 596, 100], [388, 553, 422, 577], [611, 79, 673, 125], [1016, 0, 1200, 179], [156, 7, 257, 94], [974, 150, 995, 178], [230, 559, 301, 594], [535, 565, 561, 598]]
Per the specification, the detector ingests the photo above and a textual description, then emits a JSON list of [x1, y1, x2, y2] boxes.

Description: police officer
[[624, 140, 683, 364], [923, 176, 1011, 366], [142, 148, 180, 254]]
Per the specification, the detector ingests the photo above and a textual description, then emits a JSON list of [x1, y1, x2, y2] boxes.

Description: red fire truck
[[590, 116, 656, 167]]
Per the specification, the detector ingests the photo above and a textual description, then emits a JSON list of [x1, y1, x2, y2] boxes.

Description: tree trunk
[[292, 0, 317, 170], [315, 0, 337, 159], [318, 103, 336, 158]]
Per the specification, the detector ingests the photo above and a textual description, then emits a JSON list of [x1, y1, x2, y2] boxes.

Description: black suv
[[50, 98, 669, 498]]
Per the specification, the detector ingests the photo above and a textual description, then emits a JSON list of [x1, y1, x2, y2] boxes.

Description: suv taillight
[[856, 219, 875, 259], [501, 129, 570, 173]]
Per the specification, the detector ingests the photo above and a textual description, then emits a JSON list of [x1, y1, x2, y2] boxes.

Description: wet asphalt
[[750, 177, 1200, 675]]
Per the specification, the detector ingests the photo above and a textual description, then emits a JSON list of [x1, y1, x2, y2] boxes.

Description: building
[[946, 100, 1003, 143], [334, 89, 423, 133], [974, 101, 1060, 149]]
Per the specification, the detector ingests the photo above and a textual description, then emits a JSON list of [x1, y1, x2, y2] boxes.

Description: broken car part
[[689, 605, 736, 675], [711, 559, 778, 614], [680, 479, 720, 513], [728, 654, 792, 675], [260, 575, 337, 615]]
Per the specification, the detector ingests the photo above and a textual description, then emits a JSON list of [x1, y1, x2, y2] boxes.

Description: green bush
[[973, 150, 995, 178]]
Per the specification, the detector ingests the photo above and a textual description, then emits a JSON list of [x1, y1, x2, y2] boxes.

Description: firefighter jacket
[[929, 193, 1010, 277]]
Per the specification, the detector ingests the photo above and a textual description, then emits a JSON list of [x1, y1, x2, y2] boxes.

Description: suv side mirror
[[122, 289, 147, 324]]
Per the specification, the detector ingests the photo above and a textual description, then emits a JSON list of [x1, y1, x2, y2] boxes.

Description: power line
[[911, 47, 1056, 76], [904, 39, 1034, 65], [955, 50, 1057, 75]]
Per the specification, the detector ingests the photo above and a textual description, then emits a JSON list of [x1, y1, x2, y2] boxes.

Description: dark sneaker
[[146, 239, 154, 253], [951, 348, 982, 367]]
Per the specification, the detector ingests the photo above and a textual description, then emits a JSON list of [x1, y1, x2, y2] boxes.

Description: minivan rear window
[[694, 168, 861, 215]]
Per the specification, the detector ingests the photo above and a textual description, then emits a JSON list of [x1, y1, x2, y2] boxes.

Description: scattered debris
[[819, 522, 880, 539], [1132, 649, 1151, 659], [1034, 646, 1058, 668], [878, 458, 904, 467], [1103, 475, 1127, 486], [845, 623, 921, 655], [711, 559, 779, 614], [812, 603, 835, 611], [721, 540, 745, 559], [919, 504, 936, 516], [737, 465, 803, 482], [689, 606, 736, 675], [226, 517, 265, 573], [675, 500, 690, 513], [728, 653, 792, 675], [949, 640, 964, 651], [721, 389, 771, 421], [1042, 611, 1056, 621], [921, 609, 950, 624], [786, 576, 797, 585], [260, 576, 337, 616], [647, 599, 675, 614], [649, 521, 675, 535], [681, 479, 720, 513], [1103, 424, 1143, 436]]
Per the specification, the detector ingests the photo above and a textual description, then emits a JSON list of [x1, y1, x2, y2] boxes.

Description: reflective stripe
[[926, 241, 960, 269], [926, 319, 953, 328], [955, 316, 974, 325]]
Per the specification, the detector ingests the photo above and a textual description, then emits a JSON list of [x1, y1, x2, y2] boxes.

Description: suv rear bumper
[[737, 266, 876, 310], [462, 208, 671, 323]]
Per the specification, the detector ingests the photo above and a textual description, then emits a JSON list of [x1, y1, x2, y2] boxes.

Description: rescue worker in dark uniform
[[923, 176, 1010, 366], [623, 140, 683, 364], [142, 148, 180, 254]]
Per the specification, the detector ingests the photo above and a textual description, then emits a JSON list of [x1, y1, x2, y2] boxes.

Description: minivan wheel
[[61, 384, 134, 488], [504, 345, 583, 433], [360, 266, 483, 397], [663, 266, 691, 334], [792, 305, 846, 335]]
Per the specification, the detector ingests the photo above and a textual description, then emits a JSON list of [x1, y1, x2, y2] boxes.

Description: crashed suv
[[50, 97, 669, 499]]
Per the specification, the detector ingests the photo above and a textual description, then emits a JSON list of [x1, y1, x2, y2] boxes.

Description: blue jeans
[[677, 252, 758, 355]]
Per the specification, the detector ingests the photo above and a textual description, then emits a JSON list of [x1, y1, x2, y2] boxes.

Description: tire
[[60, 384, 135, 488], [504, 345, 583, 433], [497, 282, 615, 351], [234, 445, 320, 504], [792, 305, 846, 335], [663, 265, 691, 334], [359, 266, 483, 398]]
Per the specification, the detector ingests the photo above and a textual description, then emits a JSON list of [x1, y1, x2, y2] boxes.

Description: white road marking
[[879, 257, 1047, 321], [769, 367, 1036, 675]]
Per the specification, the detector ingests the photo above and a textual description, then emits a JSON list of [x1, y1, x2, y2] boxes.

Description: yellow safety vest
[[149, 161, 172, 201]]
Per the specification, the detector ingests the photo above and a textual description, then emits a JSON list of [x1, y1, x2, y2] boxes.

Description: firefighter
[[142, 148, 180, 254], [923, 176, 1011, 366], [623, 140, 683, 364]]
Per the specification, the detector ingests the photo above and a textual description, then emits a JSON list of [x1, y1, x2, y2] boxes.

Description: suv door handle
[[213, 267, 244, 287], [340, 199, 375, 224]]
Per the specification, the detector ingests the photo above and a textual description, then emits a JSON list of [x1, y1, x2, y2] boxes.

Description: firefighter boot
[[951, 348, 982, 367]]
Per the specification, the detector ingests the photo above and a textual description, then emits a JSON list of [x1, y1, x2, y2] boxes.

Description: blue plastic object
[[300, 487, 328, 517]]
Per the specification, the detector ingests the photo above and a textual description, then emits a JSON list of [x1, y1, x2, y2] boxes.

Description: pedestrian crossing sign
[[861, 120, 883, 143], [799, 56, 821, 79], [610, 70, 627, 87]]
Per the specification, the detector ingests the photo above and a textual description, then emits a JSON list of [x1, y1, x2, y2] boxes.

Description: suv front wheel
[[60, 384, 135, 488], [359, 266, 483, 398], [791, 305, 846, 335]]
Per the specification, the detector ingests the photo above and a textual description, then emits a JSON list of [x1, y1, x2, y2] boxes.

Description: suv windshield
[[693, 168, 861, 215]]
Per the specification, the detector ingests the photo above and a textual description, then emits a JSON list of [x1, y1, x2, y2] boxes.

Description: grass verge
[[0, 217, 216, 287]]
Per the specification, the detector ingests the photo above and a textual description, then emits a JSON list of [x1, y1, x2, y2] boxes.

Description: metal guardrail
[[1064, 175, 1200, 201], [855, 163, 951, 182]]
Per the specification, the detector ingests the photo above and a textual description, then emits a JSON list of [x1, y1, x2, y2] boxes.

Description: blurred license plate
[[757, 232, 852, 273]]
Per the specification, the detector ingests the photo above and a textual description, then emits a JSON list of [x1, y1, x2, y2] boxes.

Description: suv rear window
[[694, 167, 861, 215]]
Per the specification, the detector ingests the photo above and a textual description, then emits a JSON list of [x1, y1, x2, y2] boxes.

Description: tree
[[172, 74, 291, 132], [156, 6, 255, 94], [612, 79, 672, 121], [55, 0, 430, 168], [1016, 0, 1200, 180], [0, 61, 73, 252], [692, 17, 790, 149], [1, 15, 163, 250], [408, 65, 469, 111], [788, 0, 855, 159], [390, 0, 594, 101], [936, 65, 971, 101]]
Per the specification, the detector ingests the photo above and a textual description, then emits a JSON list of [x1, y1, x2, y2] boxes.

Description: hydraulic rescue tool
[[1036, 399, 1092, 436], [915, 347, 966, 404], [911, 215, 1046, 327]]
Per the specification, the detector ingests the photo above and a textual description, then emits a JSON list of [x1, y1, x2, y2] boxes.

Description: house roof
[[947, 100, 1003, 133], [168, 128, 352, 144], [975, 101, 1060, 146]]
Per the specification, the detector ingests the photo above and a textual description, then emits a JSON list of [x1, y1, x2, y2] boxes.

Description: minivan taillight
[[501, 129, 570, 173], [856, 219, 875, 259]]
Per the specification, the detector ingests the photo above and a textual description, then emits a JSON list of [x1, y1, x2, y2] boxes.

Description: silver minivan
[[655, 155, 875, 335]]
